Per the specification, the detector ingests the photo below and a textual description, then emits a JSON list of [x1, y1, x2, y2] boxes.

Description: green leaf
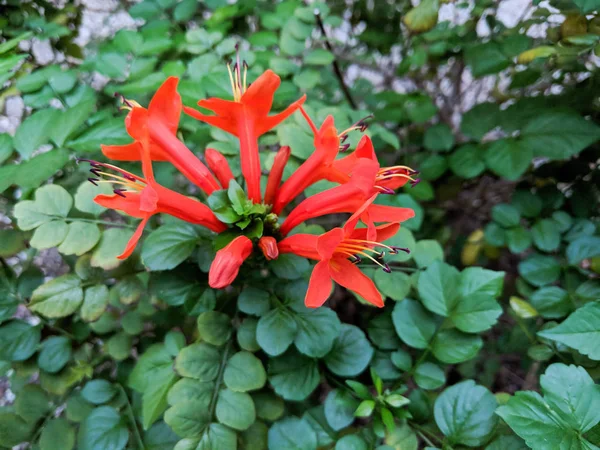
[[257, 307, 298, 356], [194, 422, 238, 449], [268, 417, 318, 450], [270, 254, 310, 280], [175, 343, 221, 381], [254, 392, 285, 422], [448, 144, 486, 178], [413, 239, 444, 268], [324, 324, 374, 377], [50, 100, 95, 147], [305, 49, 335, 65], [567, 236, 600, 265], [165, 402, 211, 438], [13, 109, 56, 159], [506, 226, 532, 254], [512, 190, 543, 219], [485, 139, 532, 180], [30, 274, 83, 318], [451, 294, 502, 333], [268, 348, 320, 401], [392, 299, 438, 349], [0, 320, 40, 361], [2, 148, 69, 193], [517, 46, 557, 63], [491, 204, 521, 228], [538, 301, 600, 360], [30, 220, 68, 250], [540, 363, 600, 433], [216, 388, 256, 431], [0, 412, 34, 447], [323, 389, 359, 431], [531, 219, 561, 252], [459, 267, 504, 298], [374, 270, 411, 301], [335, 435, 368, 450], [40, 418, 75, 450], [354, 400, 375, 417], [68, 118, 131, 153], [57, 222, 100, 256], [292, 306, 341, 357], [529, 287, 571, 319], [15, 384, 50, 422], [81, 285, 109, 322], [461, 103, 501, 141], [520, 112, 600, 160], [78, 406, 129, 450], [465, 42, 510, 77], [238, 287, 271, 316], [432, 329, 483, 364], [174, 0, 199, 21], [197, 311, 232, 346], [497, 391, 592, 450], [573, 0, 600, 13], [142, 224, 200, 271], [423, 124, 454, 152], [224, 351, 267, 392], [238, 317, 260, 352], [0, 133, 13, 165], [417, 261, 461, 316], [403, 0, 439, 33], [14, 184, 73, 230], [414, 362, 445, 390], [0, 31, 33, 54], [227, 179, 250, 215], [167, 379, 213, 408], [38, 336, 72, 373], [91, 228, 134, 270], [434, 380, 498, 446], [81, 380, 117, 405], [518, 254, 561, 287]]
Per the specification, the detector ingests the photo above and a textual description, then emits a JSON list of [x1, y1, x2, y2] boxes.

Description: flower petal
[[118, 215, 150, 260], [264, 145, 290, 206], [305, 260, 333, 308], [209, 236, 253, 289], [241, 69, 281, 119], [148, 76, 181, 135], [183, 106, 239, 136], [254, 94, 306, 136], [366, 204, 416, 224], [317, 228, 345, 260], [278, 233, 320, 260], [94, 192, 145, 218], [329, 258, 384, 307], [205, 148, 234, 189]]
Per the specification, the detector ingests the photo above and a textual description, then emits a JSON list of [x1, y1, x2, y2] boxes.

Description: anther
[[89, 168, 101, 177], [392, 247, 411, 254], [376, 251, 385, 260], [380, 187, 395, 195], [383, 264, 392, 273], [113, 189, 126, 198], [88, 178, 99, 186], [339, 143, 350, 152], [410, 178, 421, 187], [352, 255, 362, 264]]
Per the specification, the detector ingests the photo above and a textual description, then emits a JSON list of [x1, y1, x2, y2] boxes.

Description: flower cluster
[[85, 61, 416, 308]]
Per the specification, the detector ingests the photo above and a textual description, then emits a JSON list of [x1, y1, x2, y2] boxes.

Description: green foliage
[[0, 0, 599, 448]]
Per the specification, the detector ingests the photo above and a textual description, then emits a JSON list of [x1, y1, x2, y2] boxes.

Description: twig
[[314, 10, 357, 110], [118, 384, 145, 450]]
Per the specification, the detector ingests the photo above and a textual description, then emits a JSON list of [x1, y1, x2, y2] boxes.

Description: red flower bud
[[258, 236, 279, 260], [209, 236, 253, 289]]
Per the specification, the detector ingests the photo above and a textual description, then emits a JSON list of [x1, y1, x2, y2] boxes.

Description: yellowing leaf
[[517, 46, 557, 64], [461, 229, 484, 266], [509, 296, 538, 319], [403, 0, 439, 33]]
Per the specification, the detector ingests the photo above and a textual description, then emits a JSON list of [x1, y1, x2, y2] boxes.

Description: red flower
[[184, 62, 305, 203], [280, 158, 415, 237], [209, 236, 254, 288], [205, 148, 234, 189], [258, 236, 279, 260], [273, 111, 347, 213], [102, 77, 220, 195], [264, 146, 290, 206], [278, 198, 404, 308], [333, 135, 419, 191], [88, 108, 225, 259]]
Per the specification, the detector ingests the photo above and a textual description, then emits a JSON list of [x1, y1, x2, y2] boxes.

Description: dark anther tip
[[383, 264, 392, 273], [88, 178, 99, 186], [113, 189, 126, 198]]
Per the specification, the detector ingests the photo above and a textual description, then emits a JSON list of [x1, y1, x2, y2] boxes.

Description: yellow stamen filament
[[379, 165, 414, 173], [338, 125, 362, 138], [227, 63, 241, 102], [96, 180, 144, 191], [344, 239, 396, 252], [377, 173, 417, 182], [334, 239, 391, 269]]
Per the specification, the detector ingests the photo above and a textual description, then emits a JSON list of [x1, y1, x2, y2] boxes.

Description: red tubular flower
[[280, 158, 415, 237], [258, 236, 279, 260], [89, 108, 226, 260], [333, 135, 419, 190], [278, 198, 405, 308], [264, 146, 290, 206], [184, 62, 306, 203], [209, 236, 254, 288], [273, 112, 349, 214], [102, 77, 221, 195], [205, 148, 234, 188]]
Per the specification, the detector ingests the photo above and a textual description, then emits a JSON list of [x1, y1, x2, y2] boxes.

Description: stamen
[[382, 263, 392, 273], [343, 239, 397, 253], [89, 168, 101, 177], [410, 178, 421, 187], [375, 186, 395, 195], [392, 247, 411, 254], [339, 144, 350, 152], [88, 178, 99, 186], [113, 189, 126, 198], [337, 114, 374, 138]]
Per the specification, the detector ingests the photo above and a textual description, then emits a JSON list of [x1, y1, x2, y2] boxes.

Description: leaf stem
[[208, 340, 233, 420], [118, 384, 145, 450]]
